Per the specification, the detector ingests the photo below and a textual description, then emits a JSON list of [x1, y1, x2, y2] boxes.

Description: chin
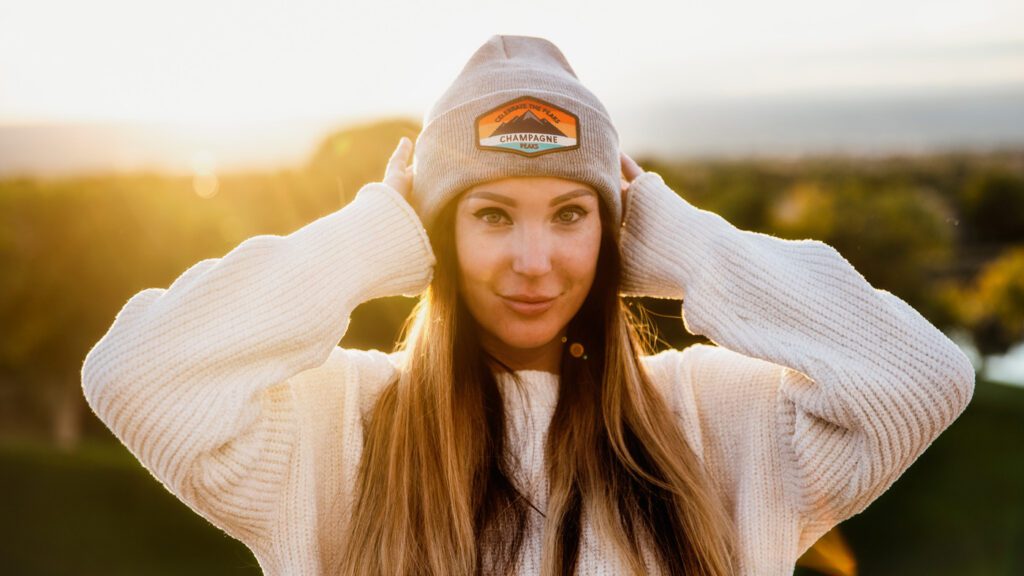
[[482, 303, 570, 348], [493, 323, 562, 351]]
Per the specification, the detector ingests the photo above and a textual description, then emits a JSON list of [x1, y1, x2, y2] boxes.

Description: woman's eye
[[473, 208, 510, 225], [555, 206, 587, 224]]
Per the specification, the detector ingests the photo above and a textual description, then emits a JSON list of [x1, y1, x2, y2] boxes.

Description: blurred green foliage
[[2, 118, 1023, 441], [950, 247, 1024, 357], [1, 118, 1023, 574], [640, 152, 1024, 355], [961, 169, 1024, 243], [0, 119, 423, 443]]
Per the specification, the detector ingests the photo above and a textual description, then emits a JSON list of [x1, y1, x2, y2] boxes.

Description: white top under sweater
[[81, 171, 975, 575]]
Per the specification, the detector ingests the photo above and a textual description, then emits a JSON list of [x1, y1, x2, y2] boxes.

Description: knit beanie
[[412, 34, 622, 230]]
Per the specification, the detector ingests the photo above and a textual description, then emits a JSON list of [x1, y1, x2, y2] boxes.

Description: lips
[[499, 293, 558, 316]]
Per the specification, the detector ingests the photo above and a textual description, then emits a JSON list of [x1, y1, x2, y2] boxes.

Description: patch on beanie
[[475, 96, 579, 157]]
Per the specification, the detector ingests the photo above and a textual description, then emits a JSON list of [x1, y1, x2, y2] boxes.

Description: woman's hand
[[619, 151, 644, 225], [384, 137, 417, 212]]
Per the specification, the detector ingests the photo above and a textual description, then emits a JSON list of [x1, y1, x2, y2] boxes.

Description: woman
[[81, 35, 975, 575]]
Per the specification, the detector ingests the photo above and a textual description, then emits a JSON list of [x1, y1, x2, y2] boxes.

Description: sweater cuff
[[619, 171, 723, 300], [288, 181, 436, 304]]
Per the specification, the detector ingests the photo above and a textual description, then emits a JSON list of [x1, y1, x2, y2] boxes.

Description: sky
[[3, 0, 1023, 124], [1, 0, 1023, 172]]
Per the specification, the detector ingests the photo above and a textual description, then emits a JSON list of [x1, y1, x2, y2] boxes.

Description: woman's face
[[454, 176, 602, 361]]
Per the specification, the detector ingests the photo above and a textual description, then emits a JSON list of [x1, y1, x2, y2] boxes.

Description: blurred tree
[[0, 118, 428, 444], [306, 116, 421, 206], [644, 158, 789, 231], [1, 138, 1021, 445], [771, 177, 956, 321], [650, 157, 959, 328], [960, 169, 1024, 244], [0, 174, 214, 447], [951, 247, 1024, 364]]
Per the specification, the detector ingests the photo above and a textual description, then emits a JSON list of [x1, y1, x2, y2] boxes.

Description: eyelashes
[[472, 207, 509, 226], [472, 205, 590, 226], [555, 206, 587, 224]]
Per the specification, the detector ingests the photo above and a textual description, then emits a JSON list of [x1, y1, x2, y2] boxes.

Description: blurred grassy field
[[2, 378, 1020, 576], [0, 434, 262, 576], [840, 377, 1024, 575]]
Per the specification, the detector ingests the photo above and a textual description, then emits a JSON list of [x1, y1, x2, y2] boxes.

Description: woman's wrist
[[618, 171, 711, 300], [317, 182, 436, 300]]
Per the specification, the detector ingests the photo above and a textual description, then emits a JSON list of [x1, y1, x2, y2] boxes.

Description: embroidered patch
[[475, 96, 579, 157]]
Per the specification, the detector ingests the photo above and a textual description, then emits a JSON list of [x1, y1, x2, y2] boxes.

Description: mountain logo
[[475, 96, 580, 157]]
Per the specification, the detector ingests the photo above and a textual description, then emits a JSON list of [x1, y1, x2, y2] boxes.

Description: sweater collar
[[495, 369, 560, 407]]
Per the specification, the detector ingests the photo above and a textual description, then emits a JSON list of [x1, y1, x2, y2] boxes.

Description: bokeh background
[[2, 1, 1023, 574]]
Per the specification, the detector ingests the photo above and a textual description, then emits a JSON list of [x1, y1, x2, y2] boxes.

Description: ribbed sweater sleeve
[[619, 171, 976, 554], [80, 183, 435, 553]]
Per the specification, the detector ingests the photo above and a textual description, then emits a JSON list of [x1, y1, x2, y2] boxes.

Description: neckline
[[511, 369, 559, 378], [496, 369, 561, 382], [497, 370, 560, 410]]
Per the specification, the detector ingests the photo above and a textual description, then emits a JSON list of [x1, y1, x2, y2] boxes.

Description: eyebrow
[[465, 188, 596, 207]]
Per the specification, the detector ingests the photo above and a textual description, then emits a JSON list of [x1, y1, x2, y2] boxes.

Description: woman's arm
[[80, 180, 435, 552], [619, 170, 975, 551]]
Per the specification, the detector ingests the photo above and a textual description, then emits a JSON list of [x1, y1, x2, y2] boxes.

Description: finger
[[397, 137, 412, 162], [386, 138, 411, 174], [620, 152, 642, 182]]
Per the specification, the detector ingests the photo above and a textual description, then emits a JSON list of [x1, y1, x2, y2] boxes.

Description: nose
[[511, 225, 553, 277]]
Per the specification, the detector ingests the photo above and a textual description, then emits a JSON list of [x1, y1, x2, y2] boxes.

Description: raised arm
[[80, 178, 435, 555], [620, 170, 975, 552]]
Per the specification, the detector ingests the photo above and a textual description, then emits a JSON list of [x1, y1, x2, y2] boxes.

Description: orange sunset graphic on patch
[[475, 96, 580, 157]]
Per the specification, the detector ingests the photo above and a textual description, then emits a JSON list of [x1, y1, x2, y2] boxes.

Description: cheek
[[561, 224, 602, 287], [454, 222, 497, 294]]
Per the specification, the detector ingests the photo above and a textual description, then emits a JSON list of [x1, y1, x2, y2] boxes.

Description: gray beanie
[[412, 34, 622, 230]]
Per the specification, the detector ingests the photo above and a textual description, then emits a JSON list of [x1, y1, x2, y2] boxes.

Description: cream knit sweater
[[81, 171, 975, 575]]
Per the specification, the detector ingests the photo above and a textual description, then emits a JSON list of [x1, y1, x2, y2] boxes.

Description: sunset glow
[[2, 0, 1022, 128]]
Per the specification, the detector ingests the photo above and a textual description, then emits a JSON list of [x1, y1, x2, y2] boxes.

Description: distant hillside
[[2, 84, 1023, 177]]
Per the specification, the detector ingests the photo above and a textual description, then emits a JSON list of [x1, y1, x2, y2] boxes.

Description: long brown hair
[[340, 193, 737, 575]]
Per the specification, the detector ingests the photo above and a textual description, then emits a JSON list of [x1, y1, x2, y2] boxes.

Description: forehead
[[461, 176, 597, 205]]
